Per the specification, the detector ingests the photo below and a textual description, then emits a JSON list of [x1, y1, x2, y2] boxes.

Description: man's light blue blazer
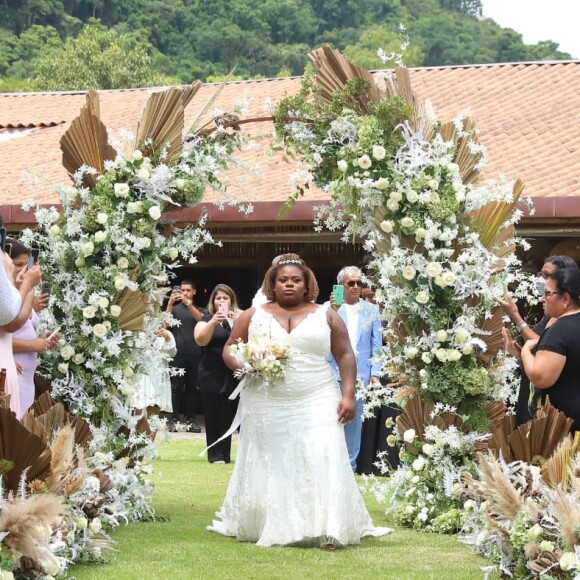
[[327, 299, 382, 470]]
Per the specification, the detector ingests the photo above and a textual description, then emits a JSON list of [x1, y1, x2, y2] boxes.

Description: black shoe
[[167, 421, 177, 433], [187, 421, 201, 433]]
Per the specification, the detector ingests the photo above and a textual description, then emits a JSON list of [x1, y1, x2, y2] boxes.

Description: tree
[[33, 20, 175, 90], [344, 26, 424, 70], [438, 0, 482, 17]]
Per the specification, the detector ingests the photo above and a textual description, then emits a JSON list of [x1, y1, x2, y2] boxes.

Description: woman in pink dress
[[0, 244, 42, 417], [10, 241, 55, 416]]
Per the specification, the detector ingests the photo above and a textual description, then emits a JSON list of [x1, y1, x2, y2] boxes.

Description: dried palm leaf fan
[[541, 432, 580, 488], [60, 90, 117, 189], [0, 408, 52, 491], [115, 415, 153, 462], [112, 285, 148, 332], [19, 412, 49, 442], [130, 82, 201, 165], [25, 392, 92, 448], [487, 399, 573, 463]]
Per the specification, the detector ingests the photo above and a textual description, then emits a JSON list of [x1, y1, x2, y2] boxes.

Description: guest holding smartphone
[[194, 284, 243, 464], [9, 240, 57, 415], [0, 240, 42, 417]]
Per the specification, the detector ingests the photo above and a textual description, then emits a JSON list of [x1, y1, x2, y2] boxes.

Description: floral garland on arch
[[0, 86, 242, 577], [274, 47, 536, 532]]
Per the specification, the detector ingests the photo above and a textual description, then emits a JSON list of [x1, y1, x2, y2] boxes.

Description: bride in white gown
[[211, 257, 392, 548]]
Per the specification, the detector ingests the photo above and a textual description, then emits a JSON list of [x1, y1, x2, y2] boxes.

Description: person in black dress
[[521, 268, 580, 432], [194, 284, 242, 463], [500, 255, 578, 425]]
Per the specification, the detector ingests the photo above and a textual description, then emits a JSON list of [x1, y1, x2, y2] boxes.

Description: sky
[[481, 0, 580, 58]]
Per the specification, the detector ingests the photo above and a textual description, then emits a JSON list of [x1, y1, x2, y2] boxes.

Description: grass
[[69, 439, 491, 580]]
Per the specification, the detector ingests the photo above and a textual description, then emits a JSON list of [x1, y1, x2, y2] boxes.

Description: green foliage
[[33, 20, 176, 90], [0, 0, 574, 91]]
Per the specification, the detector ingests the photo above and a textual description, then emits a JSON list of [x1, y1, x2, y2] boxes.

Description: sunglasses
[[543, 290, 562, 297], [346, 280, 363, 288]]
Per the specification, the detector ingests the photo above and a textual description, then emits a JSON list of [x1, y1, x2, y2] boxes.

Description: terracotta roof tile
[[1, 61, 580, 219]]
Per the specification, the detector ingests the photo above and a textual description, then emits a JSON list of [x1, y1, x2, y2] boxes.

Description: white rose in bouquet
[[148, 205, 162, 220], [358, 155, 372, 169], [110, 305, 122, 317], [372, 145, 386, 160], [114, 183, 130, 197], [402, 266, 416, 280], [376, 177, 389, 190], [96, 212, 108, 224], [337, 159, 348, 173], [403, 429, 416, 443], [380, 220, 394, 233], [83, 305, 97, 319]]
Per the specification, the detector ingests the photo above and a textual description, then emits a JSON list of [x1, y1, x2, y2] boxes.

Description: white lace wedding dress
[[208, 304, 392, 547]]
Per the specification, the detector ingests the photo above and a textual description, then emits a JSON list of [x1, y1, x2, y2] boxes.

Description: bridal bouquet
[[230, 336, 291, 384]]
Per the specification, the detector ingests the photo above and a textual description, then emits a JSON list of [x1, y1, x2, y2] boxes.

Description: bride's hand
[[337, 395, 355, 424]]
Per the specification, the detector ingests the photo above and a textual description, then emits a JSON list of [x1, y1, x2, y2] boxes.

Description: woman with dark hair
[[209, 256, 392, 547], [194, 284, 243, 464], [521, 268, 580, 431], [10, 240, 56, 415], [501, 255, 579, 424]]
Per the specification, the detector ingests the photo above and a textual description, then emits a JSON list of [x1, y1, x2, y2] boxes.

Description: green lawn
[[69, 439, 490, 579]]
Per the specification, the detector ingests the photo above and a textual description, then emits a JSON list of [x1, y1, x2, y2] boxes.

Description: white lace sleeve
[[0, 256, 21, 325]]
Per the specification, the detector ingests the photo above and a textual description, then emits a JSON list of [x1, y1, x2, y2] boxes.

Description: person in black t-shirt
[[166, 279, 205, 432], [521, 268, 580, 431]]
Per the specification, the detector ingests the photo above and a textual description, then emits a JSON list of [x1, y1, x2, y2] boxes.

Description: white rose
[[60, 345, 75, 360], [386, 198, 400, 212], [89, 518, 102, 534], [98, 296, 109, 309], [560, 552, 577, 572], [429, 191, 440, 203], [76, 515, 88, 529], [139, 237, 151, 249], [412, 457, 426, 471], [402, 266, 416, 280], [337, 159, 348, 173], [82, 241, 94, 256], [136, 167, 150, 180], [415, 291, 429, 304], [114, 277, 126, 291], [174, 178, 186, 190], [414, 227, 426, 241], [167, 247, 179, 260], [411, 475, 420, 484], [463, 499, 476, 511], [148, 205, 162, 220], [462, 345, 474, 356], [400, 217, 414, 228], [117, 257, 129, 269], [127, 201, 142, 214], [380, 220, 394, 234], [72, 353, 85, 364], [539, 540, 554, 553], [442, 272, 455, 286], [114, 183, 130, 197], [403, 429, 416, 443], [91, 547, 102, 559], [132, 149, 143, 161], [50, 211, 60, 223], [428, 179, 439, 190], [49, 224, 61, 237], [434, 348, 448, 362], [406, 189, 419, 203], [527, 523, 543, 542], [83, 305, 97, 319], [96, 212, 108, 225], [57, 362, 69, 374], [94, 230, 107, 243], [447, 349, 462, 362], [405, 505, 415, 515], [404, 347, 419, 359], [124, 366, 135, 378], [390, 190, 403, 203], [447, 162, 460, 176], [372, 145, 386, 160], [120, 382, 134, 396], [422, 444, 434, 456], [421, 352, 432, 364], [435, 330, 448, 342], [75, 256, 85, 267], [110, 305, 122, 317], [93, 323, 107, 338], [376, 177, 389, 190], [455, 330, 469, 345], [358, 155, 372, 169], [425, 262, 442, 277]]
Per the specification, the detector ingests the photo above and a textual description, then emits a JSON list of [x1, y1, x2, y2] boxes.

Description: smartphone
[[28, 248, 40, 269], [173, 285, 181, 292], [218, 302, 228, 315], [41, 281, 51, 296], [47, 326, 61, 340], [0, 227, 6, 252], [333, 284, 344, 306]]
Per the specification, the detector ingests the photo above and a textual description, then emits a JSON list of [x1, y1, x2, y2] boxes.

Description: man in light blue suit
[[327, 266, 382, 471]]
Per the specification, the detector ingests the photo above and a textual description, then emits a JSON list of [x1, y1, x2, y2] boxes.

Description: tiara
[[278, 259, 303, 266]]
